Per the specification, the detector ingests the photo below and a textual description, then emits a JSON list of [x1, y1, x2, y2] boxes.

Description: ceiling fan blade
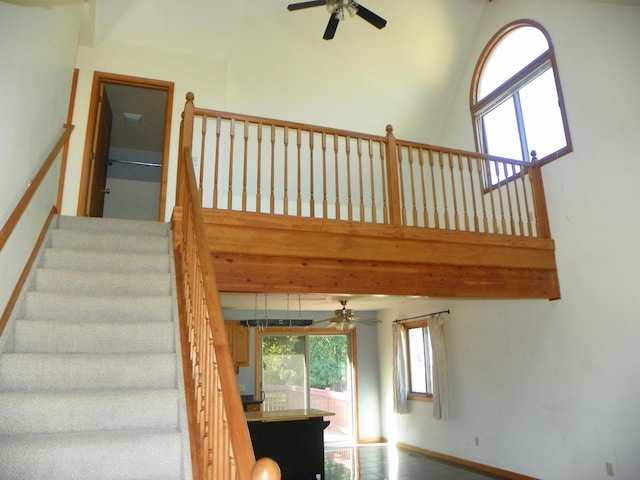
[[323, 13, 340, 40], [287, 0, 326, 11], [355, 3, 387, 29]]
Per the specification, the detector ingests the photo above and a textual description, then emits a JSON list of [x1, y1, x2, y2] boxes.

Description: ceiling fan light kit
[[287, 0, 387, 40]]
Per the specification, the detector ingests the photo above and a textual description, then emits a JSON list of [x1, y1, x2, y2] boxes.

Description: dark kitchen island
[[245, 409, 334, 480]]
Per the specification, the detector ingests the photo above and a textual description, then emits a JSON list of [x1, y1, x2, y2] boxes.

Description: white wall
[[378, 2, 640, 479], [0, 3, 82, 315]]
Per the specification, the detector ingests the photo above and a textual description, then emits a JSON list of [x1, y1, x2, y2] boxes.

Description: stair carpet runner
[[0, 215, 191, 480]]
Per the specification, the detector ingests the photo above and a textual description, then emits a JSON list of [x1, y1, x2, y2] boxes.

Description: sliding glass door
[[259, 330, 355, 443]]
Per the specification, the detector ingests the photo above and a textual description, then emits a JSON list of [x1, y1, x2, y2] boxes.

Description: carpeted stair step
[[0, 388, 179, 435], [51, 229, 169, 254], [57, 214, 169, 237], [35, 268, 170, 296], [0, 429, 182, 480], [14, 320, 174, 353], [0, 353, 177, 391], [41, 248, 170, 273], [23, 291, 172, 322]]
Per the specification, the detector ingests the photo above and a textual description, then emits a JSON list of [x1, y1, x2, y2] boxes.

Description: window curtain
[[428, 314, 449, 420], [392, 323, 409, 414]]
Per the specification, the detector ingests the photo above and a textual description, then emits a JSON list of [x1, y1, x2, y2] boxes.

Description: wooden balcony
[[175, 93, 560, 300]]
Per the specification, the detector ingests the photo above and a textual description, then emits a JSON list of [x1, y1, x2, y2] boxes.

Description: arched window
[[471, 20, 572, 167]]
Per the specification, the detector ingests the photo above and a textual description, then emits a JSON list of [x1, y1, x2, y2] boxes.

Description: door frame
[[255, 327, 360, 443], [77, 71, 174, 221]]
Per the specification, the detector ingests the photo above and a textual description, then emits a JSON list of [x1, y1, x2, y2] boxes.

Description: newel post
[[384, 125, 402, 226], [529, 150, 551, 239], [176, 92, 196, 208], [250, 457, 281, 480]]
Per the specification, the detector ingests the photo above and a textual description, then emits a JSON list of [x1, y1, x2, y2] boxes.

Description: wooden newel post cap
[[250, 457, 281, 480]]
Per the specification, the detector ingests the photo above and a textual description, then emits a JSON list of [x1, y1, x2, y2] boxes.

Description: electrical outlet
[[605, 462, 614, 477], [238, 384, 245, 392], [474, 436, 479, 446]]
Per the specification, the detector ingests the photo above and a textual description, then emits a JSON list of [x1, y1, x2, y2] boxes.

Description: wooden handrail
[[0, 124, 74, 251]]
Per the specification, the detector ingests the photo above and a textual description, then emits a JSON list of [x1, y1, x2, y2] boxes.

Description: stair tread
[[42, 248, 170, 273], [51, 229, 169, 254]]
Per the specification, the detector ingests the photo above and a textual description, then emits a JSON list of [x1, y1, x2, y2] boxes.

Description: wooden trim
[[396, 442, 539, 480], [57, 68, 79, 212], [0, 125, 73, 251], [0, 207, 57, 337], [77, 71, 174, 220]]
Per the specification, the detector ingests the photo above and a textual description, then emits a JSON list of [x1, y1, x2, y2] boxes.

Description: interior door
[[86, 84, 112, 217]]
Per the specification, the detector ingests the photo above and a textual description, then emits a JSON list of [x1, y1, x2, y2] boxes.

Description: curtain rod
[[394, 309, 450, 324]]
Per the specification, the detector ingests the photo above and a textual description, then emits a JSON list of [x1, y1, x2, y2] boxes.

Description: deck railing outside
[[181, 93, 550, 239]]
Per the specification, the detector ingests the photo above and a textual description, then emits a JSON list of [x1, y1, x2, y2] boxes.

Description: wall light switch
[[238, 384, 245, 392]]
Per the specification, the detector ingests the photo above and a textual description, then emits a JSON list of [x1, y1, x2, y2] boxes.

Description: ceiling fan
[[287, 0, 387, 40], [315, 300, 380, 330]]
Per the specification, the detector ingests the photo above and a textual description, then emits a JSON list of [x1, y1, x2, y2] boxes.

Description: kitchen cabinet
[[224, 320, 250, 368]]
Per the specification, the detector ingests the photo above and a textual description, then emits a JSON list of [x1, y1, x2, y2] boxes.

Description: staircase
[[0, 215, 192, 480]]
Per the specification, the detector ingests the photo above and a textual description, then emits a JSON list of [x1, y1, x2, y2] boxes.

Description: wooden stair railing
[[173, 100, 280, 478], [0, 124, 74, 337]]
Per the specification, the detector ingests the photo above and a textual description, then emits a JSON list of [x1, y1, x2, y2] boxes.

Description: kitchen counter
[[245, 408, 333, 422], [246, 409, 334, 479]]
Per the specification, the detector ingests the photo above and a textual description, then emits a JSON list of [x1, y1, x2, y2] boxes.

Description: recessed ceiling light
[[123, 112, 142, 124]]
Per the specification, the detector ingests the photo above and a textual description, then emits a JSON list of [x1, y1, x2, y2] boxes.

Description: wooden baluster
[[345, 136, 353, 221], [333, 134, 341, 220], [503, 161, 516, 235], [270, 126, 276, 214], [438, 151, 449, 230], [511, 162, 525, 235], [322, 133, 328, 219], [357, 138, 364, 222], [213, 117, 221, 209], [408, 147, 418, 227], [467, 156, 480, 232], [486, 159, 498, 233], [418, 148, 428, 228], [296, 128, 302, 217], [493, 160, 507, 234], [227, 119, 235, 210], [368, 139, 377, 224], [199, 115, 207, 202], [242, 120, 249, 212], [428, 150, 439, 229], [448, 154, 459, 231], [379, 141, 389, 224], [283, 126, 289, 216], [458, 155, 470, 231], [397, 147, 407, 226], [256, 123, 263, 213], [309, 131, 315, 218], [519, 165, 533, 236]]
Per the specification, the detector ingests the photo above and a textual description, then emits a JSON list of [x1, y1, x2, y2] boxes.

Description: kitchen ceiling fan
[[287, 0, 387, 40], [315, 300, 380, 330]]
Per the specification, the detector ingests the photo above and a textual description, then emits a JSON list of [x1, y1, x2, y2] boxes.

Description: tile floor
[[324, 444, 506, 480]]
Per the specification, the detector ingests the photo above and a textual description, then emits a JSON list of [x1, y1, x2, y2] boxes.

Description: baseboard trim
[[395, 441, 538, 480]]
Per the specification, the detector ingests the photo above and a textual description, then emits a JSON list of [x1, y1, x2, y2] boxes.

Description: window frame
[[404, 319, 433, 402], [470, 19, 573, 167]]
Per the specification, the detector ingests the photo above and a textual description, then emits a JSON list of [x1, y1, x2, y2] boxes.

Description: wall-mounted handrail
[[0, 124, 74, 251]]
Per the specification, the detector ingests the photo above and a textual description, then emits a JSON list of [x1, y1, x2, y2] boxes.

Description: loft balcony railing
[[178, 92, 550, 239]]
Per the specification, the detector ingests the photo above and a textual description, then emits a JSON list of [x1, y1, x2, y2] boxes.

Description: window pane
[[408, 328, 426, 393], [262, 335, 307, 411], [482, 98, 523, 162], [519, 69, 567, 159], [478, 26, 549, 99]]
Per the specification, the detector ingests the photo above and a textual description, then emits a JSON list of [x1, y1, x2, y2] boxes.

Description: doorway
[[257, 329, 357, 444], [78, 72, 173, 221]]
